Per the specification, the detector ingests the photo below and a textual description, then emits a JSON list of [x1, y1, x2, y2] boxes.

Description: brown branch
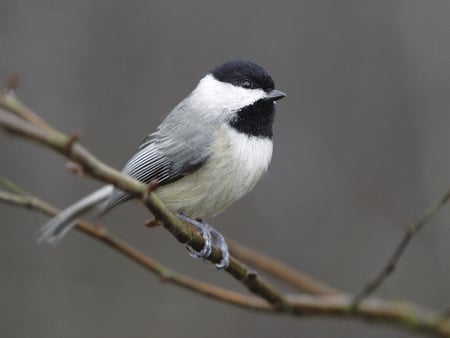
[[353, 189, 450, 307], [0, 189, 270, 311], [228, 240, 340, 296], [2, 188, 450, 337], [286, 294, 450, 337]]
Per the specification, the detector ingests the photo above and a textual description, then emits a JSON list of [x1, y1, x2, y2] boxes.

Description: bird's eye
[[241, 80, 253, 89]]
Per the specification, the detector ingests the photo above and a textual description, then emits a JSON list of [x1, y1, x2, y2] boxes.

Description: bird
[[38, 60, 286, 269]]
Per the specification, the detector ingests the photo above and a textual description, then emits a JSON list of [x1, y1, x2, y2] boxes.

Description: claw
[[209, 227, 230, 269], [179, 214, 213, 259], [186, 227, 212, 258], [179, 213, 230, 269]]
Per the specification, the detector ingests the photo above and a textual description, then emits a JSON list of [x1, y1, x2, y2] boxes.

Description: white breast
[[155, 124, 273, 218]]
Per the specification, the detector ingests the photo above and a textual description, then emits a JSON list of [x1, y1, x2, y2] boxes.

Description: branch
[[353, 189, 450, 307], [228, 240, 340, 296], [0, 75, 56, 133], [0, 189, 270, 311], [2, 188, 450, 337]]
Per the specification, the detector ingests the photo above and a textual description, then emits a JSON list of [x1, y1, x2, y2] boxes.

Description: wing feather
[[100, 101, 215, 213]]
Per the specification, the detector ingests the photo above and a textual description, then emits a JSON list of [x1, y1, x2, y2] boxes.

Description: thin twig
[[0, 177, 28, 195], [352, 189, 450, 307], [0, 83, 56, 133], [228, 240, 340, 296]]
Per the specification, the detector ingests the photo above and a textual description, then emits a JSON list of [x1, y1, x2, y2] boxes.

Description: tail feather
[[37, 185, 114, 243]]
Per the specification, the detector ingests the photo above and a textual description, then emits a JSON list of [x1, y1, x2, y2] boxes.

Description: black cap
[[211, 60, 275, 92]]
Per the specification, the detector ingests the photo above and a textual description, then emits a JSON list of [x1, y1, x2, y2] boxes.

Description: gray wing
[[100, 102, 215, 213], [124, 132, 210, 185]]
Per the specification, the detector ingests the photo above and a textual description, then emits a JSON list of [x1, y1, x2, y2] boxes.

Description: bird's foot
[[178, 214, 230, 269]]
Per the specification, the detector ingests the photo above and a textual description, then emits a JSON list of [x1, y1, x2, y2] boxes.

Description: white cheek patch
[[190, 74, 267, 117]]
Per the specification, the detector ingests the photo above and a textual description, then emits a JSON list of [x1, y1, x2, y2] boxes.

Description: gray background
[[1, 1, 449, 337]]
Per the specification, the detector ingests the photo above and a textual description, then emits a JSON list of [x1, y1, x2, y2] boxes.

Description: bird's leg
[[178, 213, 230, 269]]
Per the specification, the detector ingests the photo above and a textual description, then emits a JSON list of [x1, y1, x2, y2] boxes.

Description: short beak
[[265, 89, 286, 101]]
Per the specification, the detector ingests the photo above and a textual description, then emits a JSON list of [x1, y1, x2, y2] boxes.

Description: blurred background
[[1, 1, 449, 337]]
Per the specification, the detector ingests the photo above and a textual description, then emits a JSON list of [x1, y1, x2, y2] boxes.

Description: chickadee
[[38, 60, 286, 269]]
